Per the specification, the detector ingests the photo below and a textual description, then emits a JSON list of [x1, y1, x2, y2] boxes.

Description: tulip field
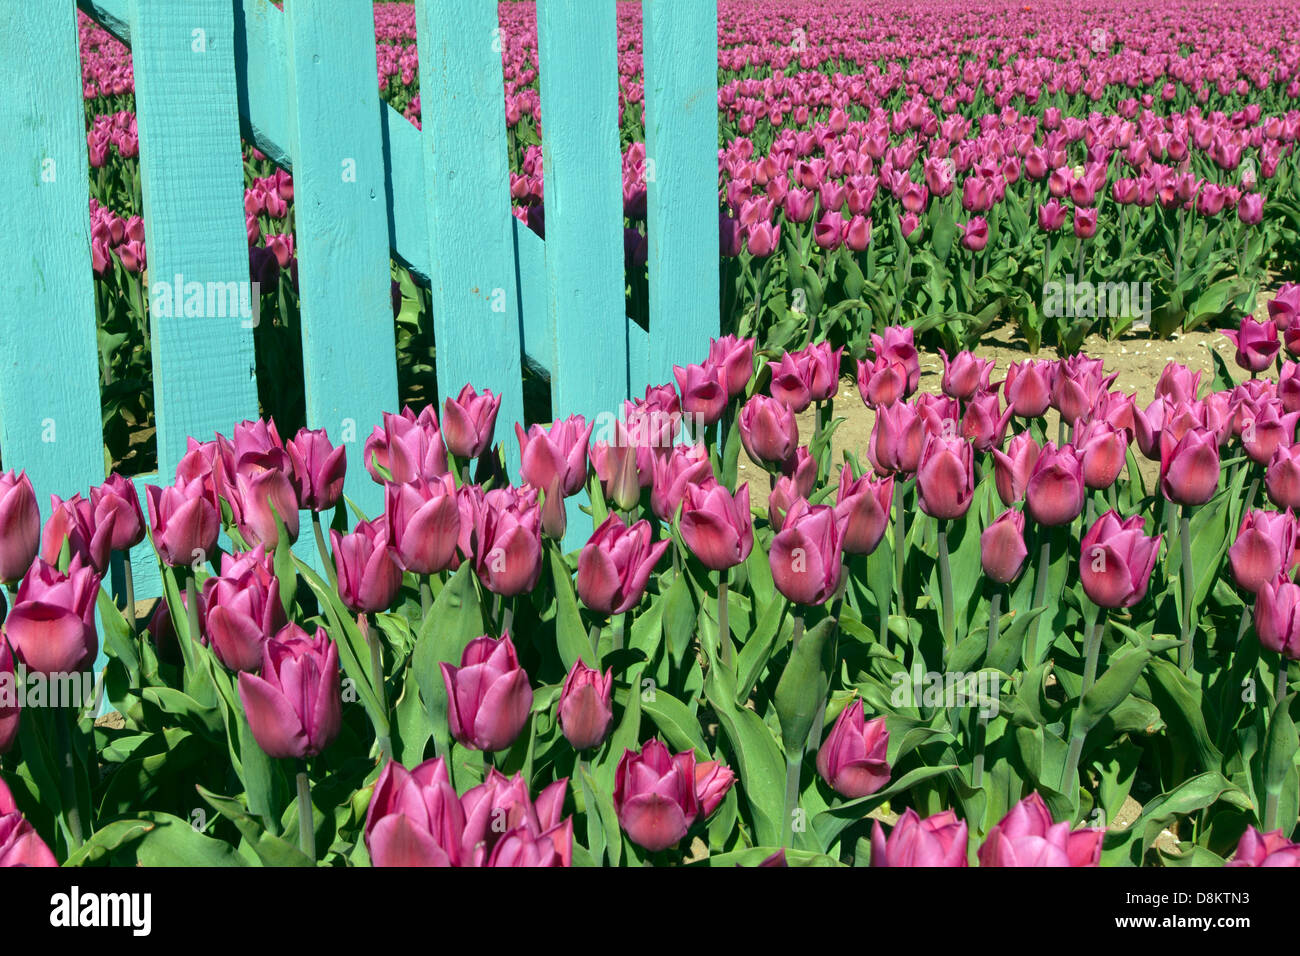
[[4, 0, 1300, 879]]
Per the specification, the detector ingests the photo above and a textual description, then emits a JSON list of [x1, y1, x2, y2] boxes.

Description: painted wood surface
[[642, 0, 721, 393], [283, 0, 396, 520], [414, 0, 524, 477], [129, 0, 260, 477]]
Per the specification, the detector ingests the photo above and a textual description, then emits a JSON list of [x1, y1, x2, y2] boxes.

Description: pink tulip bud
[[1222, 317, 1280, 373], [576, 514, 670, 615], [1268, 284, 1300, 332], [693, 760, 736, 818], [1255, 574, 1300, 659], [201, 546, 285, 672], [286, 427, 346, 513], [769, 499, 844, 605], [385, 475, 460, 576], [939, 349, 994, 401], [466, 486, 542, 597], [1025, 442, 1085, 526], [331, 518, 403, 613], [460, 770, 570, 867], [739, 395, 798, 467], [442, 384, 502, 459], [1159, 428, 1220, 505], [0, 471, 41, 583], [0, 641, 19, 754], [672, 362, 728, 426], [1267, 444, 1300, 509], [1080, 510, 1162, 609], [916, 434, 974, 520], [650, 444, 713, 522], [90, 474, 146, 553], [871, 327, 921, 396], [978, 793, 1103, 866], [1075, 419, 1129, 491], [1240, 401, 1299, 466], [364, 407, 449, 485], [1230, 510, 1298, 594], [871, 808, 969, 867], [869, 401, 926, 475], [363, 757, 466, 866], [0, 779, 56, 866], [981, 510, 1028, 584], [961, 389, 1014, 452], [441, 633, 533, 752], [146, 479, 220, 568], [707, 335, 756, 399], [237, 624, 341, 759], [1004, 360, 1053, 418], [992, 432, 1041, 505], [679, 483, 753, 571], [41, 493, 115, 574], [613, 739, 698, 852], [834, 465, 893, 555], [816, 699, 890, 798], [1225, 826, 1300, 867], [517, 416, 593, 499], [558, 659, 613, 751], [1155, 362, 1202, 405]]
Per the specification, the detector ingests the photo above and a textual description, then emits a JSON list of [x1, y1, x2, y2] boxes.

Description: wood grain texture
[[642, 0, 720, 394], [536, 0, 629, 425], [130, 0, 259, 476], [283, 0, 396, 520], [414, 0, 524, 477]]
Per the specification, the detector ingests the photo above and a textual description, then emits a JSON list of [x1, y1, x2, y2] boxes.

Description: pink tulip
[[233, 467, 300, 549], [1268, 284, 1300, 332], [1075, 419, 1129, 491], [1025, 442, 1085, 526], [1159, 428, 1220, 505], [576, 514, 670, 615], [0, 642, 19, 753], [385, 475, 461, 576], [1230, 510, 1298, 594], [870, 327, 921, 397], [1225, 826, 1300, 867], [89, 474, 146, 553], [0, 779, 56, 866], [916, 434, 974, 520], [868, 401, 927, 476], [466, 487, 542, 597], [460, 770, 571, 867], [961, 390, 1014, 451], [364, 407, 449, 485], [558, 659, 613, 751], [1079, 511, 1162, 609], [739, 394, 798, 467], [871, 808, 969, 867], [1241, 401, 1299, 466], [1254, 574, 1300, 660], [364, 757, 464, 866], [41, 494, 115, 574], [978, 793, 1104, 867], [693, 760, 736, 818], [331, 518, 403, 613], [992, 432, 1041, 505], [1267, 445, 1300, 509], [237, 624, 341, 759], [3, 557, 100, 675], [707, 335, 756, 399], [769, 499, 844, 605], [650, 444, 713, 522], [441, 633, 533, 752], [834, 465, 893, 555], [939, 349, 994, 401], [678, 483, 753, 571], [1222, 317, 1280, 373], [613, 739, 698, 852], [816, 699, 890, 798], [981, 510, 1029, 584], [1004, 360, 1053, 418], [201, 546, 285, 672], [442, 384, 502, 459], [672, 362, 728, 427], [146, 477, 221, 569], [285, 427, 347, 512], [516, 416, 593, 499], [1155, 362, 1202, 405]]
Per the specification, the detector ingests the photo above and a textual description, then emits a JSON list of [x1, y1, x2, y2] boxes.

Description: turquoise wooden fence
[[0, 0, 720, 656]]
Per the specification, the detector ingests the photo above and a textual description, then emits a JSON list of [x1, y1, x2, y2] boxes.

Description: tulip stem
[[122, 558, 136, 634], [1061, 616, 1104, 793], [717, 575, 732, 668], [894, 487, 906, 611], [57, 706, 85, 851], [297, 763, 315, 863], [791, 613, 804, 651], [1265, 660, 1290, 831], [613, 614, 625, 653], [358, 613, 392, 763], [938, 525, 955, 654], [312, 512, 339, 592], [782, 753, 802, 849], [973, 592, 1002, 791], [1178, 508, 1194, 674], [185, 572, 201, 658], [1028, 531, 1051, 665], [420, 577, 433, 619]]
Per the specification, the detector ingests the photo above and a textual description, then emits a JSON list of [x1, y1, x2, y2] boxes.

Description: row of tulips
[[2, 285, 1300, 863]]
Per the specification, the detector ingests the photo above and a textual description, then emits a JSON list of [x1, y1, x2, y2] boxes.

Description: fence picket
[[130, 0, 260, 477], [642, 0, 721, 393], [0, 4, 105, 518], [283, 0, 397, 520], [414, 0, 525, 477]]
